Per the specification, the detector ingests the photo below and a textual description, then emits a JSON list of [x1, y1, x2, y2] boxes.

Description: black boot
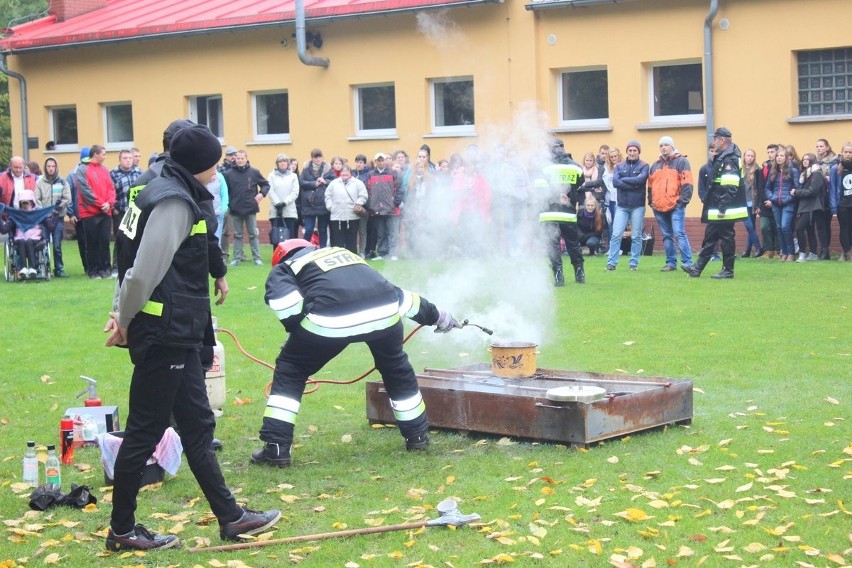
[[818, 249, 830, 260], [711, 269, 734, 279], [574, 266, 585, 284], [554, 268, 565, 287], [682, 256, 709, 278], [250, 442, 291, 467], [713, 255, 735, 278]]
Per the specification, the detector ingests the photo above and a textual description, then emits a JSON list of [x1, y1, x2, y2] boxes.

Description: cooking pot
[[489, 341, 538, 379]]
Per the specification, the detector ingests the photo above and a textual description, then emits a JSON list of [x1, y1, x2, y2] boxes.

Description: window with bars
[[797, 47, 852, 117]]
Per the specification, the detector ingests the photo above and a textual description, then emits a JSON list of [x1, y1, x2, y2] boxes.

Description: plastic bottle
[[23, 440, 38, 487], [60, 417, 75, 465], [45, 444, 61, 486]]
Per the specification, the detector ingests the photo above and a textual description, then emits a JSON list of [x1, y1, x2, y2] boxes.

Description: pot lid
[[545, 385, 606, 403]]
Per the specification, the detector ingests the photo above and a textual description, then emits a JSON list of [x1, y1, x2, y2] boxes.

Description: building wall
[[5, 0, 850, 222]]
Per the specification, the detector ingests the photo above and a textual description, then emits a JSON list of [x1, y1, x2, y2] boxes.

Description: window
[[252, 91, 290, 142], [354, 83, 396, 137], [430, 77, 474, 134], [104, 102, 134, 147], [49, 106, 78, 150], [558, 68, 609, 127], [189, 95, 223, 138], [650, 61, 703, 123], [797, 48, 852, 117]]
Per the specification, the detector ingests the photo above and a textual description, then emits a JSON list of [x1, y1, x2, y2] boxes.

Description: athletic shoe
[[254, 259, 263, 265], [372, 256, 384, 261], [105, 524, 180, 551], [711, 269, 734, 279], [605, 264, 616, 271], [660, 265, 676, 272], [220, 508, 282, 541]]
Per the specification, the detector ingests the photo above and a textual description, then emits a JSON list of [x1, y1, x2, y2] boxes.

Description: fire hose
[[187, 498, 481, 553], [218, 319, 492, 398]]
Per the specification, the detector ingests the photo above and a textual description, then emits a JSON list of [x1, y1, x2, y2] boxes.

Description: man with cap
[[683, 127, 747, 279], [648, 135, 694, 271], [104, 123, 280, 551], [606, 140, 649, 271]]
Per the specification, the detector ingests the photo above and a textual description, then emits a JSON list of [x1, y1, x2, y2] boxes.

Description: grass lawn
[[1, 240, 849, 567]]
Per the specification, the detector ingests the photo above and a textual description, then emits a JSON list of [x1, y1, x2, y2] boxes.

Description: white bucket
[[205, 336, 225, 417]]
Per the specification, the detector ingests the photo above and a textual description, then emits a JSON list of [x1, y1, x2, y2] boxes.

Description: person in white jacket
[[324, 166, 368, 253], [267, 154, 300, 246]]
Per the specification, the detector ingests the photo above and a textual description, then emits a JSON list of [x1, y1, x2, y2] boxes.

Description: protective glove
[[434, 310, 463, 333]]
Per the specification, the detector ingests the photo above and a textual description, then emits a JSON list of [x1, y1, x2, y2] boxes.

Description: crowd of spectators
[[1, 134, 850, 280]]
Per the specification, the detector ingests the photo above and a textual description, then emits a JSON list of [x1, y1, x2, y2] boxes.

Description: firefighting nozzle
[[77, 376, 102, 407], [427, 498, 482, 526], [461, 319, 494, 336]]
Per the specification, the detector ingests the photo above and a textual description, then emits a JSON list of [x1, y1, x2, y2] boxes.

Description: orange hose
[[218, 325, 427, 398]]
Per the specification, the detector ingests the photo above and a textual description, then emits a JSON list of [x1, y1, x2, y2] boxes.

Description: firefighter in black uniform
[[252, 238, 463, 467], [683, 127, 748, 279], [105, 124, 280, 551], [537, 139, 586, 286]]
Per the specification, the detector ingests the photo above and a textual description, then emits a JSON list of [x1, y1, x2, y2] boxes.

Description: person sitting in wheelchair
[[0, 189, 43, 279]]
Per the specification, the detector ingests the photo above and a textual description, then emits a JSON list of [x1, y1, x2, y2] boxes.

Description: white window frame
[[188, 95, 224, 140], [102, 102, 134, 150], [430, 76, 475, 135], [48, 105, 78, 151], [353, 83, 397, 138], [557, 66, 610, 129], [251, 90, 291, 143], [648, 60, 704, 126]]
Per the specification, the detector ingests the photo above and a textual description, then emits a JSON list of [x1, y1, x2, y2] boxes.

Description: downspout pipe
[[703, 0, 719, 142], [0, 53, 29, 161], [295, 0, 329, 68]]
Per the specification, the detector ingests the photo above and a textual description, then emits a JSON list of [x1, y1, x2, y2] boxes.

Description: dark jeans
[[111, 210, 123, 269], [81, 214, 111, 276], [303, 214, 330, 248], [111, 344, 241, 534], [759, 211, 777, 252], [48, 218, 65, 272], [796, 210, 826, 254], [260, 322, 427, 446], [14, 238, 38, 269], [329, 219, 359, 253], [838, 206, 852, 252], [74, 218, 88, 272]]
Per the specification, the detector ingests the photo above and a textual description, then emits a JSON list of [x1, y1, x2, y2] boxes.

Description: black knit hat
[[163, 119, 196, 145], [169, 124, 222, 175]]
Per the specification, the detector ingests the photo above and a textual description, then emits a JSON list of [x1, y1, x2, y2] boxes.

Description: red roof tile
[[1, 0, 487, 52]]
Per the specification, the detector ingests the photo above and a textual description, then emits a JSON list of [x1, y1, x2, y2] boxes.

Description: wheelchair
[[3, 233, 52, 282]]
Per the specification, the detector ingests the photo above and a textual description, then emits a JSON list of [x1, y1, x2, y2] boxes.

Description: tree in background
[[1, 0, 48, 166]]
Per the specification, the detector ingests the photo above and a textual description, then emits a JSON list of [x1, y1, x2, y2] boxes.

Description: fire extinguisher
[[205, 317, 226, 417]]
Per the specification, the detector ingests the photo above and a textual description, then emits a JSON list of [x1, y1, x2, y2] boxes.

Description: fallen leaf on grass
[[825, 397, 839, 405], [614, 508, 652, 522]]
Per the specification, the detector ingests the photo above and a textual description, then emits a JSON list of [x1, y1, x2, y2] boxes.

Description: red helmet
[[272, 238, 313, 266]]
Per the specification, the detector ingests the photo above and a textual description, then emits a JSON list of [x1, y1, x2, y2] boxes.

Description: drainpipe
[[703, 0, 719, 142], [295, 0, 329, 68], [0, 53, 30, 161]]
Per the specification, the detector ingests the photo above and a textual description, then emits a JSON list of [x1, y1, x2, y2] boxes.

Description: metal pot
[[489, 341, 538, 379]]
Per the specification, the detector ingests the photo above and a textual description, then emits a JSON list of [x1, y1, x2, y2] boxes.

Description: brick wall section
[[49, 0, 107, 22]]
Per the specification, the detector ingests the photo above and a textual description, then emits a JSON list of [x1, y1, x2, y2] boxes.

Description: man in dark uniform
[[683, 127, 748, 279], [104, 124, 280, 551], [538, 139, 586, 286], [251, 238, 463, 467]]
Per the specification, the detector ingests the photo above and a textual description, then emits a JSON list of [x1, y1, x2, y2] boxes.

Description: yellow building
[[2, 0, 850, 222]]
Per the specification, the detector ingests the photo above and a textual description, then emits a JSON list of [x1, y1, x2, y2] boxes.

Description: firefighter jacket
[[538, 155, 584, 224], [265, 246, 440, 338], [701, 143, 747, 223], [116, 160, 211, 360]]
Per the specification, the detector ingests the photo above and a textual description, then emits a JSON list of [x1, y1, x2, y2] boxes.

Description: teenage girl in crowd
[[829, 142, 852, 261], [740, 149, 765, 257], [792, 153, 826, 262], [764, 147, 799, 261]]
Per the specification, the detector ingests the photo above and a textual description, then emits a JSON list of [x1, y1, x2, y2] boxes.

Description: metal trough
[[365, 364, 693, 447]]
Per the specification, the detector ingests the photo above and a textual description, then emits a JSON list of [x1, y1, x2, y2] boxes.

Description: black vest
[[116, 163, 210, 358]]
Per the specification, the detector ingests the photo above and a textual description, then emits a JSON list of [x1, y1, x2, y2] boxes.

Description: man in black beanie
[[103, 123, 280, 551]]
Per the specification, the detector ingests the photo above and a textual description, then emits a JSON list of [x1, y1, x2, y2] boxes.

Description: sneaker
[[250, 442, 291, 468], [605, 264, 616, 271], [574, 266, 585, 284], [254, 259, 263, 266], [710, 255, 721, 262], [806, 252, 819, 261], [554, 268, 565, 287], [711, 269, 734, 279], [17, 268, 27, 279], [55, 269, 68, 278], [390, 256, 399, 261], [372, 256, 384, 261], [629, 265, 638, 271], [89, 274, 102, 280], [105, 524, 180, 551], [405, 434, 430, 451], [228, 259, 240, 267], [660, 265, 676, 272], [220, 508, 282, 541]]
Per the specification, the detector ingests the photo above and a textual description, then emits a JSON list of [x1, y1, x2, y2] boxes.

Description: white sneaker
[[390, 256, 399, 261], [28, 267, 38, 277], [372, 256, 384, 261], [806, 252, 819, 261], [18, 268, 27, 279], [796, 253, 807, 263]]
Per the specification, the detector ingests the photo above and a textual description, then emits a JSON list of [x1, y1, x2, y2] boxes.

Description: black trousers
[[111, 344, 241, 534], [698, 221, 736, 271], [329, 219, 359, 253], [546, 221, 583, 272], [260, 321, 427, 446], [81, 214, 111, 276]]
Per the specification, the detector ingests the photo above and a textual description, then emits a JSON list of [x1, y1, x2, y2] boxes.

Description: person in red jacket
[[0, 156, 37, 207], [76, 145, 116, 278]]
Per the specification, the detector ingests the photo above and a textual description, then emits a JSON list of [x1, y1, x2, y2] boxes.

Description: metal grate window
[[797, 47, 852, 116]]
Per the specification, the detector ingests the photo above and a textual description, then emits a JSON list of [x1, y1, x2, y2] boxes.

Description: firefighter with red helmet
[[252, 238, 463, 467]]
